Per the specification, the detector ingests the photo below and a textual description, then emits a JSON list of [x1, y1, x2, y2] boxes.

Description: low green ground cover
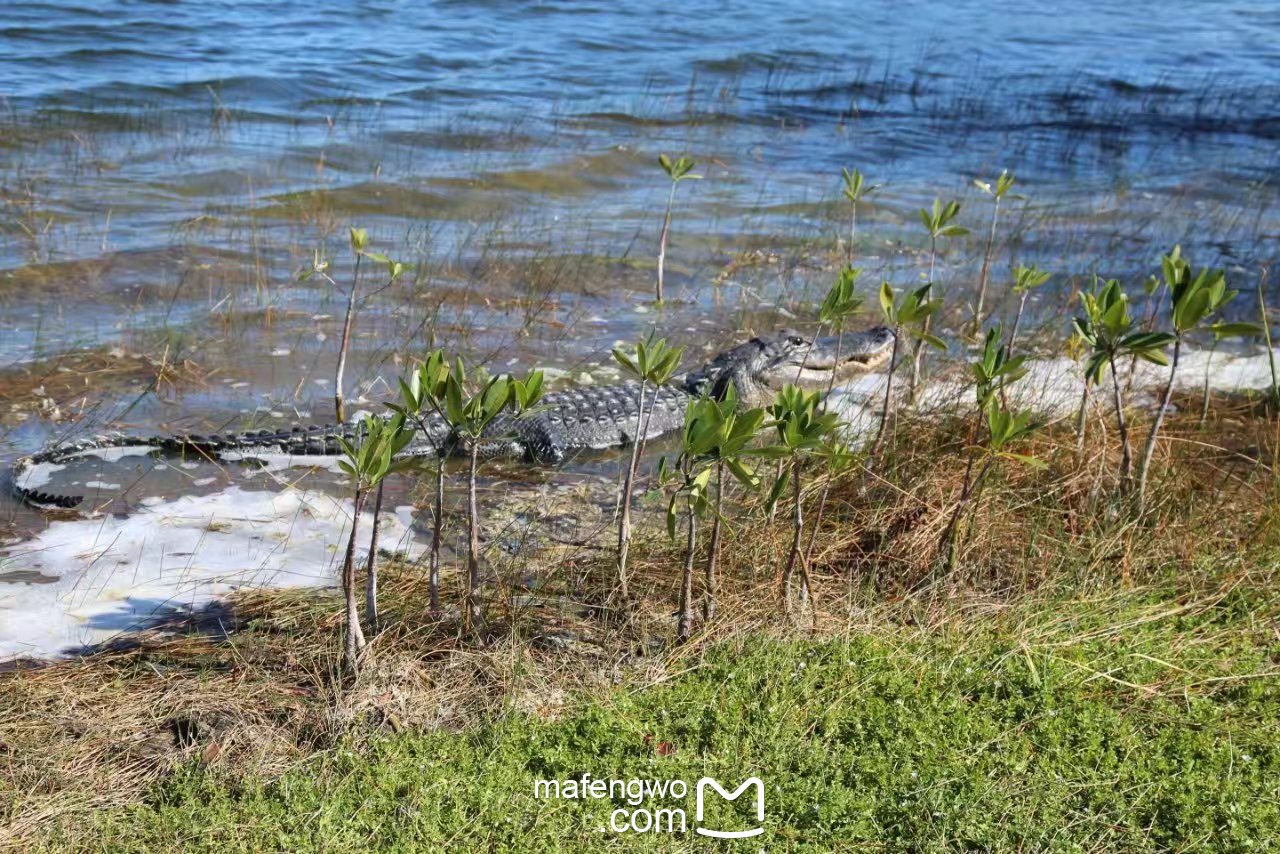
[[65, 571, 1279, 852]]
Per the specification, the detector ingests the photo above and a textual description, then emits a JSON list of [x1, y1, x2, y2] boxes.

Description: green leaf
[[878, 281, 895, 322], [1133, 349, 1171, 366], [911, 330, 947, 351], [612, 348, 639, 377], [349, 227, 368, 252], [1000, 451, 1047, 469], [1212, 321, 1263, 339], [764, 467, 789, 516], [725, 458, 759, 489]]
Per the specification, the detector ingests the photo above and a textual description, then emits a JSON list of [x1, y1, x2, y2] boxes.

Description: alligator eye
[[789, 336, 805, 346]]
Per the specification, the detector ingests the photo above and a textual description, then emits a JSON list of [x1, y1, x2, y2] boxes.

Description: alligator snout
[[809, 325, 896, 371]]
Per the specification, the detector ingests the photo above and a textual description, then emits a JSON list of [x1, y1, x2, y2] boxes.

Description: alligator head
[[682, 326, 896, 407]]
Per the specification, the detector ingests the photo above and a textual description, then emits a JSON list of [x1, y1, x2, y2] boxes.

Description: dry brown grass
[[2, 394, 1278, 847]]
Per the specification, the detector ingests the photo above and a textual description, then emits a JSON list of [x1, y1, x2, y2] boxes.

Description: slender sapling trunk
[[780, 458, 805, 613], [429, 459, 444, 615], [615, 380, 649, 602], [804, 328, 843, 567], [870, 330, 901, 458], [365, 480, 384, 634], [1108, 354, 1133, 487], [342, 489, 368, 675], [1200, 339, 1216, 425], [703, 460, 723, 623], [1260, 273, 1278, 409], [656, 184, 677, 303], [465, 444, 482, 634], [847, 203, 857, 266], [1074, 382, 1090, 453], [1136, 337, 1181, 512], [334, 254, 363, 423], [974, 198, 1000, 327], [677, 489, 697, 644], [907, 238, 937, 406]]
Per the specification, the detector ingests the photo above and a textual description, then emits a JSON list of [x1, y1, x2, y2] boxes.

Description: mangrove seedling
[[908, 198, 967, 404], [304, 227, 407, 423], [1135, 247, 1258, 511], [444, 362, 545, 634], [972, 170, 1017, 329], [660, 391, 766, 641], [389, 349, 453, 614], [767, 385, 841, 614], [697, 389, 766, 624], [942, 399, 1042, 574], [940, 324, 1032, 572], [336, 414, 417, 675], [612, 334, 684, 602], [1004, 263, 1052, 361], [840, 167, 880, 265], [870, 280, 945, 457], [803, 266, 864, 554], [655, 154, 701, 304], [1072, 277, 1174, 491], [1066, 323, 1091, 453]]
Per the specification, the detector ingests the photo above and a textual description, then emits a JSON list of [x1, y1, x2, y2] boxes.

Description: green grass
[[59, 574, 1279, 852]]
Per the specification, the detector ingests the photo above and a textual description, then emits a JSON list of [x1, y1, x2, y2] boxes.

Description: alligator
[[11, 326, 896, 510]]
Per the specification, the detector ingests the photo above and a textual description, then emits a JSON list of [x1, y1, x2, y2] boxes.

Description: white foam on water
[[0, 487, 420, 661], [830, 346, 1280, 430]]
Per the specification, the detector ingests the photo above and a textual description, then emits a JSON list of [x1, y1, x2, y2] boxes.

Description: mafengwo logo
[[695, 777, 765, 839], [532, 773, 766, 838]]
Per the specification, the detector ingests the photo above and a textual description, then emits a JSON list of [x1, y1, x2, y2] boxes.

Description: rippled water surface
[[1, 1, 1278, 592]]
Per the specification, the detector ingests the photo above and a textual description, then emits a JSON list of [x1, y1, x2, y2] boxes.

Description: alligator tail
[[11, 423, 361, 510]]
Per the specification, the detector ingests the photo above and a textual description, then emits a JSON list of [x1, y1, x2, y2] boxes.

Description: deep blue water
[[4, 0, 1278, 203]]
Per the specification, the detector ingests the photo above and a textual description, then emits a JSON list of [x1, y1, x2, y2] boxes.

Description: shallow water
[[1, 1, 1279, 656]]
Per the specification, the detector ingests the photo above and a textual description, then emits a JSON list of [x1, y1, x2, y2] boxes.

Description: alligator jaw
[[774, 326, 896, 386]]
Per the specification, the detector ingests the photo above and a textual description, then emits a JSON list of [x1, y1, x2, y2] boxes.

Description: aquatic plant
[[389, 349, 453, 614], [1072, 277, 1174, 491], [655, 154, 701, 304], [871, 281, 945, 457], [336, 414, 417, 674], [304, 227, 407, 423], [1004, 263, 1052, 361], [940, 325, 1038, 573], [443, 363, 545, 634], [1066, 322, 1092, 453], [803, 266, 864, 559], [766, 385, 841, 614], [1135, 247, 1257, 512], [907, 198, 967, 404], [612, 334, 684, 602], [696, 390, 766, 624], [840, 167, 879, 265], [660, 390, 765, 640], [971, 170, 1017, 330]]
